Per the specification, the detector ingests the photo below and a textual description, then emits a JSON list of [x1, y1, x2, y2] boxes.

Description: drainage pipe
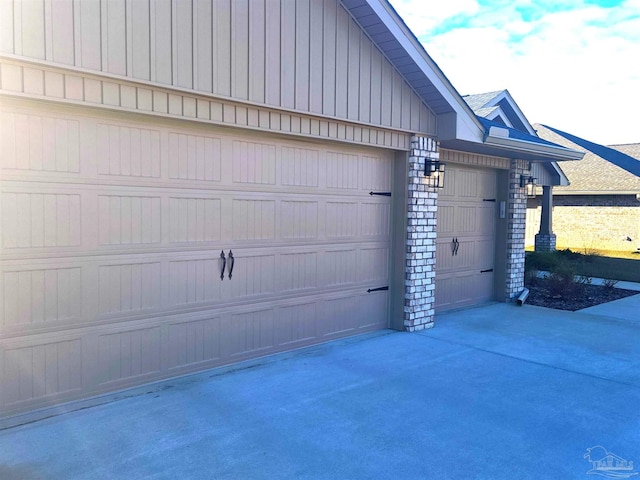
[[516, 288, 530, 306]]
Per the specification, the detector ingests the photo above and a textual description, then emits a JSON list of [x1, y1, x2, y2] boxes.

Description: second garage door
[[0, 102, 393, 416], [435, 165, 497, 312]]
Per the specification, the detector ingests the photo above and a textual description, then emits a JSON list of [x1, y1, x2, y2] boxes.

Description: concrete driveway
[[1, 298, 640, 479]]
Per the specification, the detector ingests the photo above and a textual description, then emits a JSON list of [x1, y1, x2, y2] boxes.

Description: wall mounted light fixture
[[520, 175, 537, 198], [424, 159, 446, 189]]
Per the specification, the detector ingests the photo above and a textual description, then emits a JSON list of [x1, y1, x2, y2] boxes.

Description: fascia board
[[492, 90, 537, 135], [456, 112, 485, 143], [486, 108, 514, 128], [366, 0, 484, 142], [485, 135, 586, 161], [549, 162, 570, 186]]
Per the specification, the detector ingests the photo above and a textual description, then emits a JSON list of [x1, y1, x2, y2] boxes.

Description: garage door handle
[[480, 268, 494, 273], [228, 250, 235, 279], [220, 250, 226, 280], [451, 238, 460, 256]]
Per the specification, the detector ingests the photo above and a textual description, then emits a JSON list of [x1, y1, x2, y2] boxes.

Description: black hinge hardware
[[369, 191, 391, 197], [367, 286, 389, 293], [480, 268, 494, 273], [483, 199, 496, 202]]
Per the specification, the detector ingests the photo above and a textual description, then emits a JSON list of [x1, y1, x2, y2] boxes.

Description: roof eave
[[484, 135, 585, 162], [360, 0, 485, 141]]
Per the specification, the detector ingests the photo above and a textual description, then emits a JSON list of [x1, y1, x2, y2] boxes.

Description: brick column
[[534, 185, 556, 252], [404, 135, 439, 331], [505, 159, 528, 301]]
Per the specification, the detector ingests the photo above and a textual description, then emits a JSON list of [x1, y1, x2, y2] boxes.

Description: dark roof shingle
[[535, 124, 640, 193]]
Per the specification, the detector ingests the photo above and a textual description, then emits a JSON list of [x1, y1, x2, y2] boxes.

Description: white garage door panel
[[0, 104, 392, 416], [435, 165, 497, 312]]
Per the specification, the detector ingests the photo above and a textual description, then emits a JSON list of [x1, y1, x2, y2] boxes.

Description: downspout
[[516, 288, 530, 306]]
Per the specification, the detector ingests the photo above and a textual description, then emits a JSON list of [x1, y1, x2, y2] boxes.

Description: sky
[[388, 0, 640, 145]]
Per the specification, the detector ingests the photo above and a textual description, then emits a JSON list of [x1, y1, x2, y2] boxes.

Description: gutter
[[484, 127, 585, 162]]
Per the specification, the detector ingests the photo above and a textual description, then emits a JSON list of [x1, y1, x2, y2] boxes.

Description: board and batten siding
[[0, 0, 436, 137]]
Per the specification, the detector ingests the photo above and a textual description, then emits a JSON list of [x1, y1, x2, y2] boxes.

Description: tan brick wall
[[525, 205, 541, 248], [526, 195, 640, 252]]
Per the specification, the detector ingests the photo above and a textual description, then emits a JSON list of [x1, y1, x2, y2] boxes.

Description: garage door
[[435, 165, 497, 312], [0, 102, 393, 417]]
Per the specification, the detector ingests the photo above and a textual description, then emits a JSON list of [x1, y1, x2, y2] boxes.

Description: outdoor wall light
[[520, 175, 537, 198], [424, 159, 446, 188]]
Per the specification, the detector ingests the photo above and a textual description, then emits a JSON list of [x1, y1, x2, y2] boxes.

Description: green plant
[[546, 259, 586, 297], [525, 251, 560, 272], [524, 267, 540, 287], [601, 278, 619, 290], [526, 248, 640, 284]]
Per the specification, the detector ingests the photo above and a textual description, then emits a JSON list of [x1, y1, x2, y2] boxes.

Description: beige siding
[[0, 61, 411, 150], [440, 149, 510, 170], [0, 0, 436, 136]]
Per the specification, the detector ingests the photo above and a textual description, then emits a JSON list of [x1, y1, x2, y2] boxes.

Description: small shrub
[[557, 248, 593, 264], [525, 267, 539, 287], [525, 251, 560, 272], [602, 278, 619, 290], [547, 259, 586, 297], [576, 275, 592, 285]]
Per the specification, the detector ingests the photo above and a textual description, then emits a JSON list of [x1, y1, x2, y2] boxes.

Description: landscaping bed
[[525, 249, 640, 311], [525, 279, 638, 311]]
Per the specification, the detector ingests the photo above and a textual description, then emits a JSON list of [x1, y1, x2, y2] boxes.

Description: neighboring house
[[528, 125, 640, 252], [463, 90, 581, 252], [0, 0, 581, 418]]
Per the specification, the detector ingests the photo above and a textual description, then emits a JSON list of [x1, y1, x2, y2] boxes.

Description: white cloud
[[390, 0, 480, 36], [389, 0, 640, 144]]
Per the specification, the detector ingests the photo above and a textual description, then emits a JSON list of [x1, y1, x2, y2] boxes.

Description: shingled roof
[[534, 124, 640, 194], [462, 91, 505, 112]]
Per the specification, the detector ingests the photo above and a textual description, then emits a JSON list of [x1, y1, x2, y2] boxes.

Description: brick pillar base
[[404, 135, 439, 331], [534, 233, 556, 252]]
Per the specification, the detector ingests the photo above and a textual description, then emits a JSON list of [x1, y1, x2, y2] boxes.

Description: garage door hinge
[[480, 268, 494, 273], [367, 286, 389, 293], [483, 198, 496, 202], [369, 191, 391, 196]]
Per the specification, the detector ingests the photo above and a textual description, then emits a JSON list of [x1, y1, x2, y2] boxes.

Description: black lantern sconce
[[520, 174, 537, 198], [424, 159, 446, 189]]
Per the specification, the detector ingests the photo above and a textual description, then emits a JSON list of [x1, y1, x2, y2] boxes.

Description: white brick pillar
[[505, 159, 528, 300], [404, 135, 439, 331]]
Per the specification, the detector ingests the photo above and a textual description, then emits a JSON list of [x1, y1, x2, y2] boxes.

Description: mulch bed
[[525, 279, 639, 311]]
